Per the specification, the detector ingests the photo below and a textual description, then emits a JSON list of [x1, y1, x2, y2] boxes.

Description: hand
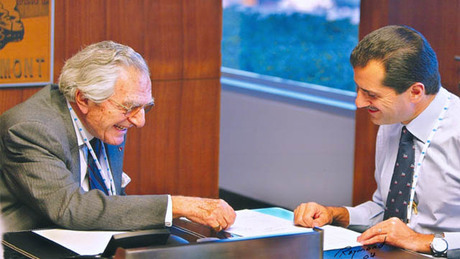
[[357, 217, 434, 253], [294, 202, 333, 228], [172, 196, 236, 231], [294, 202, 350, 228]]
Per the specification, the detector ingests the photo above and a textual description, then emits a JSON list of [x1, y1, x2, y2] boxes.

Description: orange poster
[[0, 0, 53, 87]]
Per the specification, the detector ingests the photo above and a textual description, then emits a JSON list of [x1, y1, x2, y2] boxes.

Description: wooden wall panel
[[106, 1, 146, 53], [144, 1, 184, 80], [0, 0, 222, 199], [58, 1, 109, 59], [176, 79, 220, 196], [125, 79, 221, 196], [183, 0, 223, 78], [130, 81, 183, 194], [0, 88, 25, 113], [353, 0, 460, 205], [388, 0, 460, 95]]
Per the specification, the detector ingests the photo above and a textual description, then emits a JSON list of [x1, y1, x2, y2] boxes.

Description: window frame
[[221, 67, 356, 117]]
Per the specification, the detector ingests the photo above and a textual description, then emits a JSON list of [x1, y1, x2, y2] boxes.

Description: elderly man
[[0, 41, 235, 232], [294, 25, 460, 257]]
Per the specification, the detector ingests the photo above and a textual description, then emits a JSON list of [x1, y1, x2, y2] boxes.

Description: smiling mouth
[[114, 124, 129, 131], [367, 106, 379, 113]]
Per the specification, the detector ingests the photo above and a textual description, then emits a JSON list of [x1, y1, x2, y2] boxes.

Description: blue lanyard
[[67, 102, 116, 195], [406, 94, 451, 222]]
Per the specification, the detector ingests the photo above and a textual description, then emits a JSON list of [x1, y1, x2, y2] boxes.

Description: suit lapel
[[51, 84, 126, 193], [51, 85, 82, 182]]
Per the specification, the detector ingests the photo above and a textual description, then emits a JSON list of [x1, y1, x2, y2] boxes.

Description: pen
[[217, 231, 241, 239], [62, 254, 102, 259]]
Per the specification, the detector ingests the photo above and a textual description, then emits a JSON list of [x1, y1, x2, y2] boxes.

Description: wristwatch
[[431, 233, 448, 257]]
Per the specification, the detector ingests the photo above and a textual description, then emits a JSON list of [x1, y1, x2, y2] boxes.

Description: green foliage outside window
[[222, 6, 359, 92]]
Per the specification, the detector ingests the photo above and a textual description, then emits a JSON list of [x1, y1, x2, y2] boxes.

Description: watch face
[[432, 238, 448, 252]]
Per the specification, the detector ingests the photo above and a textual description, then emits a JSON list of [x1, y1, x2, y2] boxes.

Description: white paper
[[32, 209, 363, 254], [226, 209, 362, 251], [320, 225, 362, 251], [226, 209, 312, 237], [33, 229, 124, 255]]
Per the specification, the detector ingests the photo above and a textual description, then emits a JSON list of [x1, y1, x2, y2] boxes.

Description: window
[[222, 0, 360, 94]]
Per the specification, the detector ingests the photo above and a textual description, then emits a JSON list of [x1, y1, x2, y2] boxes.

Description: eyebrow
[[357, 86, 374, 95], [124, 98, 154, 108]]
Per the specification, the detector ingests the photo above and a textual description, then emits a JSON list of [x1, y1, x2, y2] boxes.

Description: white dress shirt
[[346, 87, 460, 250]]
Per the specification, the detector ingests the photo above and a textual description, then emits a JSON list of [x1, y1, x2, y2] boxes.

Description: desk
[[2, 225, 321, 259], [171, 217, 427, 259], [3, 208, 429, 259]]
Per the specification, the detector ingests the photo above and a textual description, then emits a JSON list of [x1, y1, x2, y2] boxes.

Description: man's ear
[[408, 82, 425, 103], [75, 90, 90, 114]]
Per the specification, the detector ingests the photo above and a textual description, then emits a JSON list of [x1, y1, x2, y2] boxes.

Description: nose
[[355, 90, 370, 108], [127, 109, 146, 128]]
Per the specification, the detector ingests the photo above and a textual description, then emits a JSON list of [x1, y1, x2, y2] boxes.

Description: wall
[[219, 89, 356, 209]]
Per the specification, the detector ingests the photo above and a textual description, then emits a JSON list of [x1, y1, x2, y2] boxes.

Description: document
[[320, 225, 362, 251], [33, 229, 124, 255], [226, 209, 362, 251], [32, 208, 363, 255], [226, 209, 311, 237]]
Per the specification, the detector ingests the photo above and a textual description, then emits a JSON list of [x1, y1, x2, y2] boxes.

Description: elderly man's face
[[84, 66, 153, 145], [353, 60, 415, 125]]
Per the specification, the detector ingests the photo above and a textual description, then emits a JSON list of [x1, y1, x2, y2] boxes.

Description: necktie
[[87, 138, 109, 195], [383, 126, 415, 222]]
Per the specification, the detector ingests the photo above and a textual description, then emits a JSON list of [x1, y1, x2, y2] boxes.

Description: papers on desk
[[32, 209, 362, 255], [320, 225, 362, 251], [226, 209, 311, 237], [33, 229, 124, 255], [226, 209, 362, 251]]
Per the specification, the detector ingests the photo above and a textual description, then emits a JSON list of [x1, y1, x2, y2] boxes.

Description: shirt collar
[[67, 99, 95, 147], [406, 87, 449, 144]]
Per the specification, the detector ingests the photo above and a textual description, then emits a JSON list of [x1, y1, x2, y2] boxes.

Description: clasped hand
[[294, 202, 333, 228], [172, 196, 236, 231], [358, 217, 432, 253]]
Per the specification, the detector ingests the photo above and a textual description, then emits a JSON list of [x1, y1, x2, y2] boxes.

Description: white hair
[[58, 41, 150, 103]]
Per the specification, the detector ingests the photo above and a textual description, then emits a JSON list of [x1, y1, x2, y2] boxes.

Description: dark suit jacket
[[0, 85, 167, 231]]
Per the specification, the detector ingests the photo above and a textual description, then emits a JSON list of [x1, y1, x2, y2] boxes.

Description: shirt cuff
[[165, 195, 172, 227], [345, 201, 384, 226], [445, 232, 460, 250]]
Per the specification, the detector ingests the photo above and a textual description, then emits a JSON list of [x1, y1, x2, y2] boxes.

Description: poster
[[0, 0, 54, 87]]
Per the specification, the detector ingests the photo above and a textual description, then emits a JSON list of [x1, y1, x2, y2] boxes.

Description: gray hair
[[58, 41, 150, 103]]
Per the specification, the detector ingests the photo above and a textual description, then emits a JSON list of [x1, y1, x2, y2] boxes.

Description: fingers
[[212, 225, 223, 232], [220, 200, 236, 228], [294, 203, 313, 226], [358, 224, 386, 244], [184, 197, 236, 230], [210, 199, 235, 230], [357, 217, 400, 245], [294, 202, 329, 227], [359, 232, 387, 246], [294, 203, 312, 226]]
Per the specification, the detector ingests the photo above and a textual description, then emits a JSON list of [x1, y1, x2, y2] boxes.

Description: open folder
[[226, 208, 362, 251]]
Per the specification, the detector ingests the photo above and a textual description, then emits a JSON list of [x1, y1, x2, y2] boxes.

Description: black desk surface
[[2, 219, 429, 259], [172, 218, 428, 259]]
